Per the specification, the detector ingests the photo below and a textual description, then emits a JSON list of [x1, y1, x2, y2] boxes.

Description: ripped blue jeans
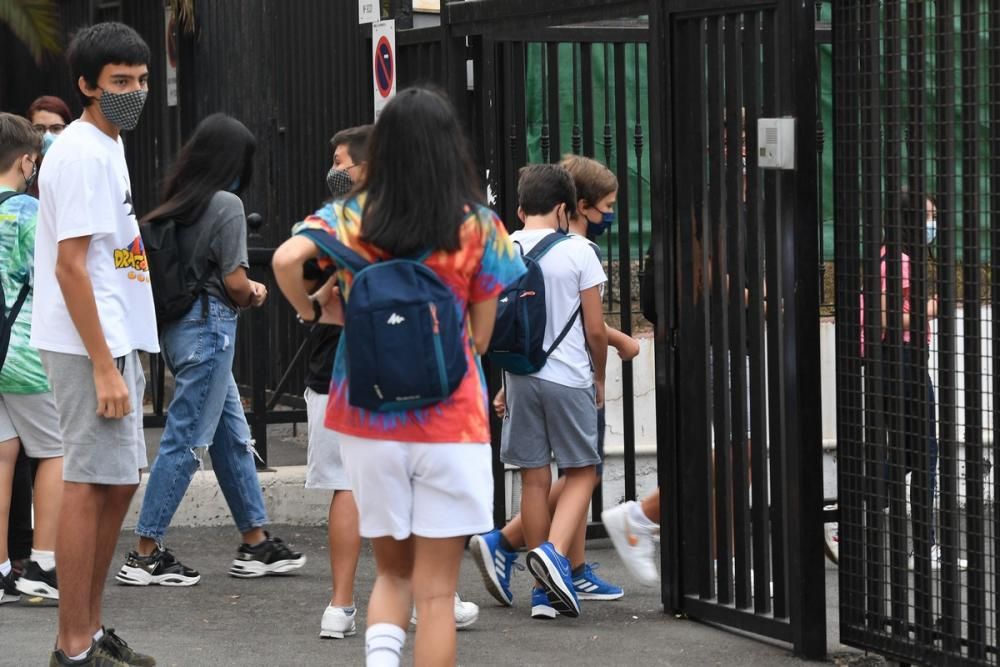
[[136, 296, 269, 542]]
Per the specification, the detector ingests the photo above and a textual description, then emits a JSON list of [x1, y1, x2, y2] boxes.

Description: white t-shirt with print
[[509, 228, 607, 389], [31, 120, 159, 357]]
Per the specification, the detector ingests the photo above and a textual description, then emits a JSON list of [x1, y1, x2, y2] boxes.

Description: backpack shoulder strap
[[544, 306, 582, 357], [524, 232, 570, 262], [0, 191, 30, 208], [298, 227, 371, 274]]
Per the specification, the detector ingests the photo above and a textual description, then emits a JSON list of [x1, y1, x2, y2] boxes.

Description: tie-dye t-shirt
[[0, 189, 49, 394], [294, 194, 526, 444]]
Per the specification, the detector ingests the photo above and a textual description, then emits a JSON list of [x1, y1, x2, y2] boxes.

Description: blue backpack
[[488, 231, 580, 375], [298, 228, 467, 413]]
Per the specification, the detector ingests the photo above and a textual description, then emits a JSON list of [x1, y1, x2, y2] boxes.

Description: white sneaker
[[410, 593, 480, 629], [602, 501, 659, 587], [320, 605, 357, 639], [908, 544, 969, 571]]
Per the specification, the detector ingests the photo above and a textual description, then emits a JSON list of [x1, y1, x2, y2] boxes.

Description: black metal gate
[[834, 1, 999, 665], [653, 0, 825, 657]]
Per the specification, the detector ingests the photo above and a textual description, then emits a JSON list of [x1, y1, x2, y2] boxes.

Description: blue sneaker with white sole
[[469, 529, 521, 606], [572, 562, 624, 600], [530, 587, 556, 619], [526, 542, 580, 618]]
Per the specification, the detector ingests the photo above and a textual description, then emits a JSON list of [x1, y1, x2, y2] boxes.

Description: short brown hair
[[330, 124, 373, 164], [0, 113, 42, 173], [560, 154, 618, 206], [26, 96, 73, 125]]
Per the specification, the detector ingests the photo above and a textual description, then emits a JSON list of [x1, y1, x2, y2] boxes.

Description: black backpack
[[0, 191, 33, 371], [140, 218, 213, 324]]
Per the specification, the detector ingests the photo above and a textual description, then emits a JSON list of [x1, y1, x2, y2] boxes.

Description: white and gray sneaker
[[602, 501, 660, 587], [230, 533, 306, 578], [320, 605, 357, 639], [410, 593, 479, 629]]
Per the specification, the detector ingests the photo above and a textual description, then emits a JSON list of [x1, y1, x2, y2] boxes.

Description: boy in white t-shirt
[[500, 164, 608, 618], [31, 22, 157, 667]]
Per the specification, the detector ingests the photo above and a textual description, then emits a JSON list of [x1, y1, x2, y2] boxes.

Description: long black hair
[[357, 87, 483, 256], [142, 113, 256, 225]]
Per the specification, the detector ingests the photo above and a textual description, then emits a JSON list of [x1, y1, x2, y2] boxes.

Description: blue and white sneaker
[[526, 542, 580, 618], [469, 529, 521, 606], [573, 563, 624, 600], [530, 587, 556, 619]]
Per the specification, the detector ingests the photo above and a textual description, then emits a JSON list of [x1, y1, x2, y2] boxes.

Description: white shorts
[[0, 391, 63, 459], [304, 388, 351, 491], [338, 433, 494, 540]]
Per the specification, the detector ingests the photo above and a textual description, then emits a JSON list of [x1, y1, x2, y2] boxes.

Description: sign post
[[372, 20, 397, 120]]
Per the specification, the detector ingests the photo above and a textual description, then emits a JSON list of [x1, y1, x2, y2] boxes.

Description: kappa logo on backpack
[[488, 231, 580, 375], [0, 191, 32, 372], [298, 227, 467, 413], [140, 218, 213, 325]]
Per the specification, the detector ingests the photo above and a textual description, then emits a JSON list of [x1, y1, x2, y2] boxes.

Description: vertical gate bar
[[761, 7, 788, 620], [572, 44, 583, 157], [539, 44, 551, 163], [860, 0, 886, 629], [991, 0, 1000, 647], [581, 42, 595, 158], [706, 14, 733, 606], [648, 0, 680, 612], [725, 10, 752, 611], [502, 43, 518, 223], [833, 0, 866, 633], [603, 42, 616, 310], [742, 8, 772, 615], [905, 0, 935, 645], [882, 0, 910, 639], [935, 0, 961, 649], [546, 42, 562, 161], [613, 41, 637, 503], [634, 43, 646, 268], [960, 1, 985, 657]]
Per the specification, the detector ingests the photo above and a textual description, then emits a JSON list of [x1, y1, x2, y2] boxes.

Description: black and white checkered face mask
[[99, 88, 148, 131]]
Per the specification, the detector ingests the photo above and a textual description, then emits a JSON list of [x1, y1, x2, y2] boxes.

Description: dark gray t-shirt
[[177, 190, 248, 310]]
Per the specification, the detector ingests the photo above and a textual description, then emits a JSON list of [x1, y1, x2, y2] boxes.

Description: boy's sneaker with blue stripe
[[469, 529, 520, 606], [572, 562, 623, 600], [530, 587, 556, 619], [526, 542, 580, 618]]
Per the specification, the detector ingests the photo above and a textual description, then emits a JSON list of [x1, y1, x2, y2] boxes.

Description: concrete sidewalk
[[4, 524, 877, 666]]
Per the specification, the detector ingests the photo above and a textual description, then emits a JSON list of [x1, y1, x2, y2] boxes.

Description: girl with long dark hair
[[116, 113, 305, 588], [273, 88, 525, 666]]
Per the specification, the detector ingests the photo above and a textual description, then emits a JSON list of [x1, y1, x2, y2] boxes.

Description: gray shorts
[[0, 391, 63, 458], [500, 374, 600, 469], [40, 350, 148, 485], [304, 387, 351, 491]]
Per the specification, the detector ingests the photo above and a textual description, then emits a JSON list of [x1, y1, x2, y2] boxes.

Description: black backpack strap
[[0, 191, 23, 207], [524, 231, 570, 262], [544, 306, 582, 357], [0, 280, 31, 369]]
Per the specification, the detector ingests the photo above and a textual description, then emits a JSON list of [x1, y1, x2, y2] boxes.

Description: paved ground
[[4, 524, 877, 666]]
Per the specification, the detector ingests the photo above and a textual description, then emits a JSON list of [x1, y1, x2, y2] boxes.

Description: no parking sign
[[372, 20, 396, 120]]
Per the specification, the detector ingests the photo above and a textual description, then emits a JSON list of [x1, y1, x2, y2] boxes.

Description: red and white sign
[[372, 20, 396, 120]]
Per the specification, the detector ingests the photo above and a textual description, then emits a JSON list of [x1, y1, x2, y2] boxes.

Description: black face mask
[[22, 158, 38, 192], [326, 167, 353, 199]]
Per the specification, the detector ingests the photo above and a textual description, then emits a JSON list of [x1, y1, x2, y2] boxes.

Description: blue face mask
[[926, 217, 937, 245], [228, 177, 241, 193], [587, 210, 614, 239], [41, 132, 57, 156]]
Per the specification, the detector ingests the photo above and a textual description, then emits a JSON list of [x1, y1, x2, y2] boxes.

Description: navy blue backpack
[[487, 231, 580, 375], [298, 228, 467, 413]]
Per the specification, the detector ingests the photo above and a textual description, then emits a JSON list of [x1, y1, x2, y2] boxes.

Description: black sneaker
[[115, 546, 201, 586], [1, 569, 20, 604], [229, 532, 306, 578], [15, 560, 59, 599], [49, 640, 128, 666], [98, 628, 156, 667]]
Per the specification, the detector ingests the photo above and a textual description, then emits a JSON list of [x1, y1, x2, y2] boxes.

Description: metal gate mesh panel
[[834, 1, 999, 664]]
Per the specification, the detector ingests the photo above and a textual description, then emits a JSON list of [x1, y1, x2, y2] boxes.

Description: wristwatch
[[296, 298, 322, 325]]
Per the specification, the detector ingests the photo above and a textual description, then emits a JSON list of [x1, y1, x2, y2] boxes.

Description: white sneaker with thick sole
[[602, 501, 660, 587], [320, 605, 357, 639], [410, 593, 479, 629]]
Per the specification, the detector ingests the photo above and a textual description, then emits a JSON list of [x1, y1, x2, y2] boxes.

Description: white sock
[[69, 646, 91, 661], [365, 623, 405, 667], [0, 559, 10, 577], [31, 549, 56, 571], [628, 501, 658, 531], [93, 627, 104, 642]]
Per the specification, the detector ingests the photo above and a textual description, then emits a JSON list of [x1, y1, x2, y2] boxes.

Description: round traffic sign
[[375, 36, 394, 98]]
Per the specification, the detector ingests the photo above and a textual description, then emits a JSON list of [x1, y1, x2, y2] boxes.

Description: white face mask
[[926, 217, 937, 245]]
